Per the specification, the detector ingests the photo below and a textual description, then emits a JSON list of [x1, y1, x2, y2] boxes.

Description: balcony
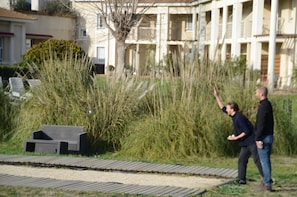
[[241, 20, 252, 38], [127, 27, 156, 41], [205, 22, 232, 41], [168, 27, 193, 41], [262, 17, 285, 35], [205, 17, 282, 41]]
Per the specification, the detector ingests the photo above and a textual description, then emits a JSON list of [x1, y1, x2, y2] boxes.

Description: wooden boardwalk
[[0, 154, 237, 196]]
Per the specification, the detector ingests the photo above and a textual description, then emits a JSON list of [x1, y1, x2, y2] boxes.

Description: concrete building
[[0, 7, 36, 65], [0, 6, 76, 65], [72, 0, 297, 88], [1, 0, 296, 88]]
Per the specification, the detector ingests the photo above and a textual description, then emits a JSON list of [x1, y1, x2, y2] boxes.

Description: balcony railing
[[204, 17, 286, 41], [263, 17, 285, 34], [241, 20, 252, 38], [127, 27, 156, 41], [205, 22, 232, 41]]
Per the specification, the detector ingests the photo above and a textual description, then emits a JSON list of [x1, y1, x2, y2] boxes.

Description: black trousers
[[238, 143, 264, 181]]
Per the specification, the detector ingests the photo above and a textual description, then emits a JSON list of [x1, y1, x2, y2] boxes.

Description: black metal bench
[[24, 125, 87, 155]]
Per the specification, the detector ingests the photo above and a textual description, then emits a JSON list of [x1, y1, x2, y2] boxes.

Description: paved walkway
[[0, 154, 237, 197]]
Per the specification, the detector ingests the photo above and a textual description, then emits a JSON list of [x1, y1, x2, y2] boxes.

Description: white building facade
[[73, 0, 297, 88]]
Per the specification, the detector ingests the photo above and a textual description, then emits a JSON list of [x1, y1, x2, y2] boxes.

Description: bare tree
[[90, 0, 154, 76]]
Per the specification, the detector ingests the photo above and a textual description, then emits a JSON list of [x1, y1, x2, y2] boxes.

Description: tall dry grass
[[10, 54, 151, 153], [7, 53, 297, 159], [119, 57, 260, 160]]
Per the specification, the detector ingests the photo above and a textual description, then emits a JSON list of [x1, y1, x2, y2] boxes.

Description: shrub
[[0, 64, 29, 82], [41, 0, 74, 15], [23, 39, 86, 67], [11, 0, 31, 11]]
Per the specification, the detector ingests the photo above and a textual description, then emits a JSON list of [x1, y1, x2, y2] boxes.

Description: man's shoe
[[259, 183, 272, 192], [238, 180, 246, 184], [265, 185, 272, 192], [234, 179, 246, 185]]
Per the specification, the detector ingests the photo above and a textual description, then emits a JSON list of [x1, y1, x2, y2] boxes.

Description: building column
[[155, 7, 169, 65], [31, 0, 41, 11], [161, 9, 169, 63], [250, 0, 264, 70], [221, 4, 228, 62], [231, 0, 242, 57], [192, 11, 197, 41], [197, 5, 205, 61], [210, 1, 219, 60], [9, 23, 14, 64], [21, 24, 26, 59], [191, 9, 197, 59], [267, 0, 278, 90], [135, 44, 140, 75], [155, 12, 161, 64]]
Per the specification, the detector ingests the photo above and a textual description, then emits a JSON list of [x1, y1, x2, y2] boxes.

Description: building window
[[80, 28, 87, 39], [95, 47, 105, 74], [97, 14, 106, 29], [97, 47, 105, 64], [186, 15, 193, 31]]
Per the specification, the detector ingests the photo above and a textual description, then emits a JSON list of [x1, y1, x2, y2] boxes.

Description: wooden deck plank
[[114, 161, 151, 171], [23, 178, 62, 187], [148, 186, 178, 196], [0, 154, 238, 179], [114, 183, 153, 194], [60, 158, 89, 166], [105, 183, 137, 193], [47, 157, 82, 165], [0, 174, 29, 185], [72, 158, 98, 167], [137, 163, 168, 172], [0, 173, 206, 196], [57, 181, 94, 190], [151, 185, 189, 196], [76, 182, 106, 191], [1, 155, 35, 163], [170, 186, 200, 197], [161, 187, 192, 197], [146, 185, 184, 196], [88, 160, 119, 169], [159, 165, 188, 173], [173, 165, 201, 174], [105, 161, 152, 172]]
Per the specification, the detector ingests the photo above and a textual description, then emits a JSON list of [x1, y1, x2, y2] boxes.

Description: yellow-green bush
[[23, 39, 86, 66]]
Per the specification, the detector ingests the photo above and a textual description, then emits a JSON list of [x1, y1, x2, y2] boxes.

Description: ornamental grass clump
[[7, 51, 297, 159], [11, 52, 152, 153], [119, 57, 259, 160], [11, 53, 94, 145]]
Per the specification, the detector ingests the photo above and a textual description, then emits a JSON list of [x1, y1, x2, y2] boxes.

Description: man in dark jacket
[[255, 86, 274, 192], [214, 88, 263, 185]]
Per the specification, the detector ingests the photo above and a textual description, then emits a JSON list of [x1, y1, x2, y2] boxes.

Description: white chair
[[8, 77, 32, 100], [27, 79, 41, 89]]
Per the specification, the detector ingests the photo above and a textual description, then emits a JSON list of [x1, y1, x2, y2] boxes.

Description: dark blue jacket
[[222, 107, 255, 147]]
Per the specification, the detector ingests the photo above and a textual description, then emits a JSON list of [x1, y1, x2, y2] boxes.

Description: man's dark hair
[[227, 101, 240, 112]]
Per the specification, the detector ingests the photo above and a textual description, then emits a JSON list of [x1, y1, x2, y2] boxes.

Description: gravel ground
[[0, 164, 228, 189]]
